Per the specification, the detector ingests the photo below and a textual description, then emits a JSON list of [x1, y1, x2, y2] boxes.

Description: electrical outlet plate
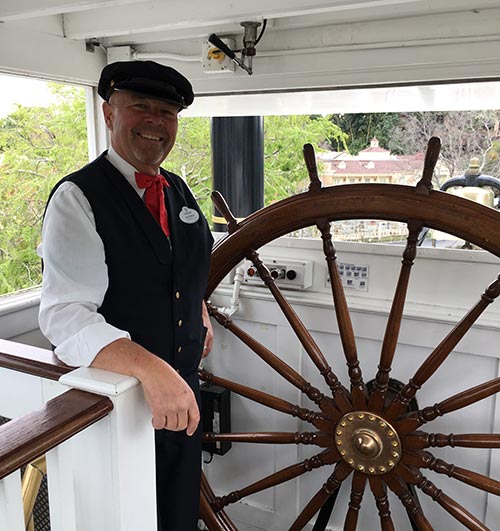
[[202, 38, 235, 73], [243, 257, 313, 290], [326, 262, 369, 291]]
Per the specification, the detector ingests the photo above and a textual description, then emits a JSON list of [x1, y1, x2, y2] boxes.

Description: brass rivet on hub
[[335, 411, 401, 475]]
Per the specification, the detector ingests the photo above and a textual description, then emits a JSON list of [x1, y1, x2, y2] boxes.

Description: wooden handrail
[[0, 388, 113, 480], [0, 338, 71, 381]]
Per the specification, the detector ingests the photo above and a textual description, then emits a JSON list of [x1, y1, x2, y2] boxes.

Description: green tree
[[330, 113, 400, 154], [0, 84, 88, 295], [264, 115, 347, 204], [164, 116, 212, 221]]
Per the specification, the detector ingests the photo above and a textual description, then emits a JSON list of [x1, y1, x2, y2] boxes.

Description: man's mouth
[[137, 132, 163, 142]]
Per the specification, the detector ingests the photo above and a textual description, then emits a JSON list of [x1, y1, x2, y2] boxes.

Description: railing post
[[0, 470, 25, 531], [54, 367, 157, 531]]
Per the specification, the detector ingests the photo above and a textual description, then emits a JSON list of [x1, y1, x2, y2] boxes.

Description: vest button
[[177, 346, 182, 353], [175, 291, 180, 299], [177, 319, 183, 327]]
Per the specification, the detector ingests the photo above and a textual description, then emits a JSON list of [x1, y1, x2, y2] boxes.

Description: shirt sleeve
[[38, 181, 130, 367]]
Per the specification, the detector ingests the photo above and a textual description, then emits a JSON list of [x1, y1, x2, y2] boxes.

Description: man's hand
[[92, 338, 200, 435], [140, 359, 199, 434], [202, 300, 213, 358]]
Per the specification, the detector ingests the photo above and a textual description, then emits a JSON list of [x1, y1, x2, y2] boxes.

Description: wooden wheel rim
[[201, 147, 500, 530]]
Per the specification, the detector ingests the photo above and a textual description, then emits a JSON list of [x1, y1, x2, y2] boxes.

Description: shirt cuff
[[54, 322, 130, 367]]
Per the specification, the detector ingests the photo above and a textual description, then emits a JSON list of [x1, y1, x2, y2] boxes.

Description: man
[[39, 60, 214, 530]]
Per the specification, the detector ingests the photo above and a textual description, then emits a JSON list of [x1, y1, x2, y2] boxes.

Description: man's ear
[[102, 101, 113, 129]]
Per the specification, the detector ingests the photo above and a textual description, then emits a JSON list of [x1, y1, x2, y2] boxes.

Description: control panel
[[243, 258, 313, 290], [326, 262, 369, 291]]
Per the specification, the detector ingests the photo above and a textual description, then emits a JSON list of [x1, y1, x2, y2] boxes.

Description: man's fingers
[[186, 404, 200, 436], [152, 414, 166, 430], [176, 410, 188, 431]]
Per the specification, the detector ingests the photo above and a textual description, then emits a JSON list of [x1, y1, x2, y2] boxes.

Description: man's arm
[[40, 183, 200, 434], [92, 338, 199, 435]]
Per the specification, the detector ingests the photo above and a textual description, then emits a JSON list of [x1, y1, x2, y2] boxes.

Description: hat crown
[[98, 60, 194, 108]]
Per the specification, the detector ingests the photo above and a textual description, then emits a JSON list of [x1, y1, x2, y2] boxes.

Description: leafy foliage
[[0, 84, 88, 295], [329, 113, 401, 154], [264, 115, 347, 204]]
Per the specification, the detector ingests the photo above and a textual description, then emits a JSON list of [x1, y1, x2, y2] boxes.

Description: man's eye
[[133, 104, 147, 110]]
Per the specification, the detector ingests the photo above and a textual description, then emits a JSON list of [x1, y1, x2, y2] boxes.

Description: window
[[0, 74, 89, 296]]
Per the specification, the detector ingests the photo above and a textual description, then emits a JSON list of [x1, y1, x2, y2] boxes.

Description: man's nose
[[144, 109, 165, 124]]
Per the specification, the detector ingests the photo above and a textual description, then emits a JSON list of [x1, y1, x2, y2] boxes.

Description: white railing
[[0, 338, 157, 531]]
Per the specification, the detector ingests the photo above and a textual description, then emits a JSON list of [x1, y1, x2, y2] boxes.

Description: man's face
[[103, 90, 179, 175]]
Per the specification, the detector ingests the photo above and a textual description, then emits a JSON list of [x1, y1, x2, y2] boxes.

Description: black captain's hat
[[98, 60, 194, 109]]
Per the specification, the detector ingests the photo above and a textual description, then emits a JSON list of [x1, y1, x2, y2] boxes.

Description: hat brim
[[109, 78, 188, 109]]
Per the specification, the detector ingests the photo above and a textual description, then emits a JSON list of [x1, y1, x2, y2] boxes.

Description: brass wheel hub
[[335, 411, 401, 474]]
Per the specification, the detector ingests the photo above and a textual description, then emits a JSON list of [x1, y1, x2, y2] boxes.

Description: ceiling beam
[[63, 0, 424, 39], [0, 0, 140, 21]]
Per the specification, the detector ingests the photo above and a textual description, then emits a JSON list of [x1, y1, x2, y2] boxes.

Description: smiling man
[[38, 61, 214, 530]]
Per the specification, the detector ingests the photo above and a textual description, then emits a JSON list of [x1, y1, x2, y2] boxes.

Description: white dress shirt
[[38, 147, 149, 367]]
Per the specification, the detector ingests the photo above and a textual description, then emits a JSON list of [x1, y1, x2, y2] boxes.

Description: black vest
[[47, 153, 213, 375]]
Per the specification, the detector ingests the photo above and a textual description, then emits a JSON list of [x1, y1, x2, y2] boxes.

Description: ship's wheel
[[199, 138, 500, 530]]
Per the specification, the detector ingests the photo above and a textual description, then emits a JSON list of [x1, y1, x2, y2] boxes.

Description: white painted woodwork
[[59, 367, 157, 531], [0, 471, 25, 531], [61, 0, 425, 39], [46, 440, 78, 531], [1, 0, 500, 96]]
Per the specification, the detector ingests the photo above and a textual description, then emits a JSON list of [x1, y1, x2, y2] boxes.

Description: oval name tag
[[179, 206, 199, 224]]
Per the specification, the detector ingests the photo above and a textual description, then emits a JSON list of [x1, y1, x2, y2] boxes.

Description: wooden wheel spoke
[[370, 220, 422, 413], [303, 143, 323, 193], [288, 461, 352, 531], [199, 369, 331, 431], [200, 472, 238, 531], [415, 136, 441, 195], [384, 472, 433, 530], [344, 472, 367, 531], [369, 477, 395, 531], [385, 275, 500, 420], [404, 431, 500, 450], [404, 450, 500, 496], [317, 219, 366, 409], [211, 190, 240, 233], [398, 465, 491, 531], [206, 304, 340, 420], [246, 248, 352, 412], [203, 431, 331, 447], [395, 376, 500, 436], [211, 449, 340, 512]]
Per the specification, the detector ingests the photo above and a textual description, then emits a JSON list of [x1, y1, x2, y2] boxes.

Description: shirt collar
[[106, 146, 153, 197]]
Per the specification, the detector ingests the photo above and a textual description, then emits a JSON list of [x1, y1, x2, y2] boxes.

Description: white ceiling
[[1, 0, 500, 103]]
